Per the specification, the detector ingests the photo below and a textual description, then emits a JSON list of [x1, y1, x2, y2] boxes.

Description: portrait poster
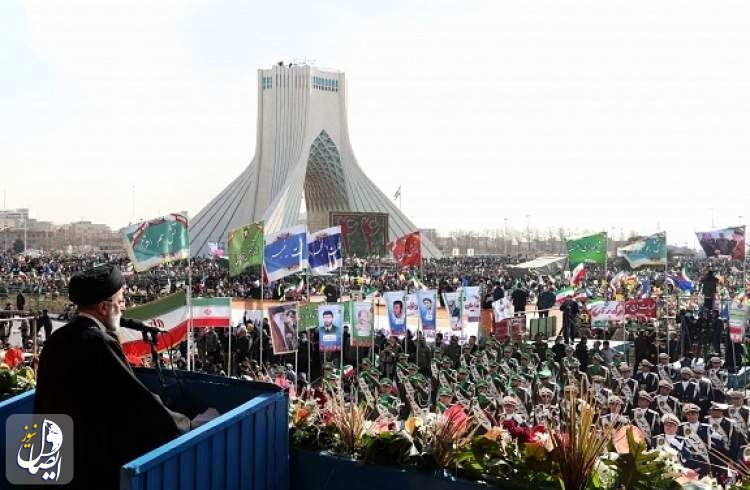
[[318, 303, 344, 352], [268, 303, 298, 355]]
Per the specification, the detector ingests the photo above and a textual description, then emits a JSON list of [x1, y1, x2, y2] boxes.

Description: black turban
[[69, 264, 125, 307]]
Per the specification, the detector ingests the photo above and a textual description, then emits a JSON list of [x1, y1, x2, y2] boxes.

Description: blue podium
[[0, 369, 289, 490]]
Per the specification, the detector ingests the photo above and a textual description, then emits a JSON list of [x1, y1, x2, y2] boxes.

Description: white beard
[[105, 310, 122, 333]]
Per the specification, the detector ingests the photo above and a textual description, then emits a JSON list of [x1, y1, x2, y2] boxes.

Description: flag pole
[[306, 269, 311, 380], [227, 314, 232, 377], [373, 293, 378, 366], [339, 266, 344, 370], [260, 263, 264, 373], [186, 216, 193, 372]]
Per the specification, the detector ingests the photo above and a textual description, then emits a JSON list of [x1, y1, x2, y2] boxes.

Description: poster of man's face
[[352, 302, 373, 346], [268, 303, 298, 355], [318, 304, 343, 352]]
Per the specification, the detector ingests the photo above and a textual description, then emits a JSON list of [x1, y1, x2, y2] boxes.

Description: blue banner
[[307, 226, 342, 275], [384, 291, 406, 336], [264, 225, 308, 282]]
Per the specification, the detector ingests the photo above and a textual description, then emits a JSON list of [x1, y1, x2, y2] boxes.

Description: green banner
[[616, 232, 667, 268], [298, 303, 319, 331], [329, 212, 388, 258], [566, 232, 607, 268], [228, 222, 264, 276], [123, 213, 190, 272]]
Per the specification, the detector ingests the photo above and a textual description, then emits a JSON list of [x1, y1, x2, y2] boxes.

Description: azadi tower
[[189, 63, 441, 258]]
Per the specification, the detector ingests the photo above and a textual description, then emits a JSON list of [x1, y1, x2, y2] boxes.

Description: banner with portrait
[[729, 301, 748, 343], [442, 291, 463, 332], [318, 304, 344, 352], [383, 291, 407, 336], [695, 226, 745, 260], [268, 303, 298, 355], [404, 293, 419, 317], [463, 286, 481, 323], [417, 290, 438, 337], [351, 301, 374, 347]]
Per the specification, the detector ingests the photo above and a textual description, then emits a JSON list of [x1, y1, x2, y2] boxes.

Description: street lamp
[[525, 214, 531, 254], [504, 218, 508, 255]]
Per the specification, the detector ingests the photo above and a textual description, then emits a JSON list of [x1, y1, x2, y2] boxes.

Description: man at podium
[[33, 264, 190, 489]]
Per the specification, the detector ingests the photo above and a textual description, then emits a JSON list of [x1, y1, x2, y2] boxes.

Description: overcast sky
[[2, 1, 749, 248]]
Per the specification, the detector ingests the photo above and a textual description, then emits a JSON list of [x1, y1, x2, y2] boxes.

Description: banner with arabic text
[[566, 232, 607, 268], [617, 233, 667, 268], [228, 222, 264, 276], [588, 300, 624, 327], [123, 213, 190, 272], [264, 225, 308, 282]]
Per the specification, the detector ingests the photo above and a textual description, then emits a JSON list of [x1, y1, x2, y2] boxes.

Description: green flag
[[228, 222, 264, 276], [123, 213, 190, 272], [298, 303, 319, 331], [566, 232, 607, 268]]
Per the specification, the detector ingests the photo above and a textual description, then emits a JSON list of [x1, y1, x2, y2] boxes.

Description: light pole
[[504, 218, 508, 255], [526, 214, 531, 254]]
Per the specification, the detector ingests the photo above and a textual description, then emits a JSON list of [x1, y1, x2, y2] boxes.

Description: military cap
[[638, 391, 653, 402], [658, 353, 669, 360], [501, 396, 518, 406], [379, 377, 393, 386], [438, 387, 453, 398], [658, 380, 673, 389], [458, 367, 470, 375], [682, 403, 700, 413], [608, 395, 623, 405], [710, 402, 729, 411], [661, 413, 680, 426]]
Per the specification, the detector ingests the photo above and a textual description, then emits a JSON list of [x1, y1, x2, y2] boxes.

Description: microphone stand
[[143, 330, 170, 407]]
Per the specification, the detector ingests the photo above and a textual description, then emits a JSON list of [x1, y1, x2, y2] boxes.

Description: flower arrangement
[[288, 389, 734, 489], [0, 347, 35, 396]]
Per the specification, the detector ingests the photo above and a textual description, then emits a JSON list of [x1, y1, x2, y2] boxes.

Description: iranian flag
[[555, 287, 574, 304], [120, 293, 188, 358], [192, 297, 232, 328], [570, 262, 586, 286]]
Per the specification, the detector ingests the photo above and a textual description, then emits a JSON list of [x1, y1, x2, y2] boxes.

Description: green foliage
[[601, 430, 680, 490]]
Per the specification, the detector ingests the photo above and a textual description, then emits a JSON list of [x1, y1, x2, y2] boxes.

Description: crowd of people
[[4, 248, 750, 484]]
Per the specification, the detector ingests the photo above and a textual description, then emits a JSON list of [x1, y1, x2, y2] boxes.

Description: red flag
[[391, 231, 422, 268]]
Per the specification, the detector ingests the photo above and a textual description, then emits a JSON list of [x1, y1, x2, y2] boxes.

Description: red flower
[[4, 348, 24, 368]]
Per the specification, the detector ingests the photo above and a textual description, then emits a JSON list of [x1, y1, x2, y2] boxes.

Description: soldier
[[586, 353, 610, 383], [455, 367, 475, 401], [631, 391, 661, 444], [634, 359, 659, 394], [534, 369, 559, 405], [589, 374, 613, 410], [377, 378, 401, 417], [500, 396, 527, 425], [508, 374, 532, 415], [707, 356, 728, 403], [727, 390, 750, 443], [653, 380, 681, 418], [614, 364, 639, 412], [653, 413, 690, 464], [692, 366, 713, 416], [679, 403, 712, 477], [656, 352, 676, 382], [705, 402, 741, 463], [533, 387, 560, 427], [673, 367, 698, 404], [435, 387, 455, 414], [600, 396, 629, 429]]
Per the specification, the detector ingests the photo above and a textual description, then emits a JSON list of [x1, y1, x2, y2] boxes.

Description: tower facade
[[190, 64, 441, 258]]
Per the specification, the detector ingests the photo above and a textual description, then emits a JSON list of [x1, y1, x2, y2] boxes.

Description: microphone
[[120, 318, 167, 335]]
